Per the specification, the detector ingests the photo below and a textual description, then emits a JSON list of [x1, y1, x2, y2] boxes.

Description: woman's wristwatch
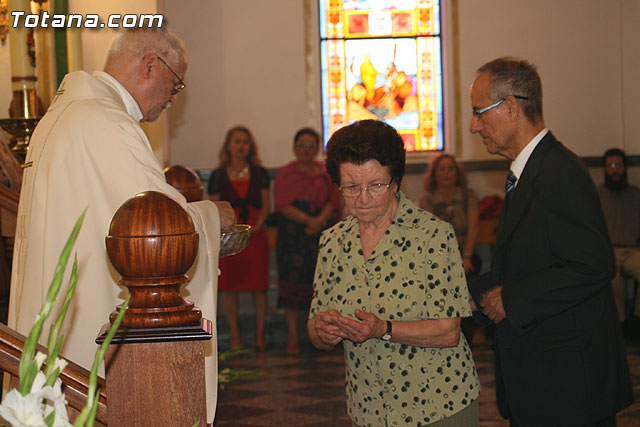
[[381, 320, 392, 341]]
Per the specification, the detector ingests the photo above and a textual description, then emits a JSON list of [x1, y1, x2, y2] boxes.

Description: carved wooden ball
[[106, 191, 199, 278], [163, 165, 203, 202]]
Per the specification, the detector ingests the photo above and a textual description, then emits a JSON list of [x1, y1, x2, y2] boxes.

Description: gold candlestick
[[0, 116, 40, 159], [1, 0, 43, 160]]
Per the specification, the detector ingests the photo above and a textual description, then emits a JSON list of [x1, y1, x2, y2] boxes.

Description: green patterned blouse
[[309, 192, 480, 426]]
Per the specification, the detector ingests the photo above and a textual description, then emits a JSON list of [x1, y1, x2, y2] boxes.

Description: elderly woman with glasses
[[308, 120, 480, 427]]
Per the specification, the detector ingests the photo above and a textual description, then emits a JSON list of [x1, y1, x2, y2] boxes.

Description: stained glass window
[[319, 0, 443, 152]]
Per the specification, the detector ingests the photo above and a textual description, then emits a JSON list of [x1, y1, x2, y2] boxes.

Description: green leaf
[[44, 409, 55, 427], [218, 346, 254, 361], [18, 209, 86, 395], [72, 407, 90, 427], [45, 256, 78, 383], [19, 362, 38, 396], [84, 294, 130, 427], [45, 336, 64, 386], [86, 394, 99, 427]]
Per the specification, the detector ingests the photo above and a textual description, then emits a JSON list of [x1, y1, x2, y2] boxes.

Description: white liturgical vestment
[[8, 71, 221, 422]]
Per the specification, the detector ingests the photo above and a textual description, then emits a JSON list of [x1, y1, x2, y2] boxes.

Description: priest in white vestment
[[7, 28, 234, 423]]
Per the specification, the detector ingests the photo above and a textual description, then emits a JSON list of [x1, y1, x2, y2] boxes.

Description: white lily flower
[[34, 351, 47, 369], [0, 389, 47, 426], [38, 379, 71, 427], [53, 357, 68, 375], [50, 394, 72, 427], [30, 371, 47, 394], [40, 397, 71, 427]]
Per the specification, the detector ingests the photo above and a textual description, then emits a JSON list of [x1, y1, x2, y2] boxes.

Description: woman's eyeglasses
[[339, 179, 393, 197]]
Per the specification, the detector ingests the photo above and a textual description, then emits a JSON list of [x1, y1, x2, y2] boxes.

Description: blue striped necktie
[[497, 171, 518, 237], [505, 171, 517, 201]]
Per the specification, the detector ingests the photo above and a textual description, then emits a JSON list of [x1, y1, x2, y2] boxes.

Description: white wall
[[165, 0, 317, 170], [160, 0, 640, 171], [68, 0, 160, 72], [454, 0, 634, 160], [621, 0, 640, 149], [0, 0, 638, 175]]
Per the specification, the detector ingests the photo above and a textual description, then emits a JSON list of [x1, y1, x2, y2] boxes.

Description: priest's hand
[[213, 201, 236, 232]]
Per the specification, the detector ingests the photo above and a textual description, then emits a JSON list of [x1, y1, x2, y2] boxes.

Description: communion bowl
[[164, 165, 203, 202], [106, 191, 198, 278], [220, 224, 251, 257]]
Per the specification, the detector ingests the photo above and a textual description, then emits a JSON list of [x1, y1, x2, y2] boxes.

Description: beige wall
[[0, 0, 165, 158], [454, 1, 624, 159], [163, 0, 640, 200], [162, 0, 640, 170], [0, 0, 638, 191], [164, 0, 319, 170], [622, 0, 640, 149], [68, 0, 159, 72]]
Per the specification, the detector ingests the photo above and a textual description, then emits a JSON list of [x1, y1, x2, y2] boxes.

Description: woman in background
[[209, 126, 270, 351], [420, 153, 485, 344], [420, 153, 480, 275], [273, 128, 340, 354]]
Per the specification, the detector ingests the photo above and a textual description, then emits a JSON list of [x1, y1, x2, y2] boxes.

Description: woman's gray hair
[[105, 27, 186, 68]]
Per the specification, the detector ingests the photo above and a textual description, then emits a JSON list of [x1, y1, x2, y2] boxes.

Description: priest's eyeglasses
[[473, 95, 528, 119], [157, 55, 186, 95], [340, 179, 393, 197]]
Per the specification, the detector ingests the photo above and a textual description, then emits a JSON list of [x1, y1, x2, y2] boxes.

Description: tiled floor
[[214, 341, 640, 426]]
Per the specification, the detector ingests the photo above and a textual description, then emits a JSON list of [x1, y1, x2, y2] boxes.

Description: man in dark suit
[[469, 57, 633, 427]]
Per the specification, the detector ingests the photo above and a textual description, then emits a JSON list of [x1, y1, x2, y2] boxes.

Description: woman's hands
[[309, 309, 462, 349], [311, 309, 346, 347], [304, 216, 325, 235], [310, 309, 385, 348], [332, 309, 386, 343]]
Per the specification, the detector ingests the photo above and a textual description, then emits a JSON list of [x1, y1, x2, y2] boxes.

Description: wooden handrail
[[0, 322, 107, 424]]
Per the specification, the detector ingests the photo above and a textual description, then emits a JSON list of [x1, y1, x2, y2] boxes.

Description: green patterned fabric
[[310, 192, 480, 426]]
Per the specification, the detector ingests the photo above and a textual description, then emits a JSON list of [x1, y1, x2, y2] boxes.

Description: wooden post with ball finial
[[97, 191, 210, 426]]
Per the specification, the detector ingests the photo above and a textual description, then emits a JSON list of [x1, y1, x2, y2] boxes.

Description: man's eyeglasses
[[157, 55, 186, 95], [339, 179, 393, 197], [606, 163, 624, 169], [473, 95, 528, 119]]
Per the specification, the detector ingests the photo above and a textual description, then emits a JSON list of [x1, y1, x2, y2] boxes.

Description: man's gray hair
[[476, 57, 543, 123], [105, 27, 186, 68]]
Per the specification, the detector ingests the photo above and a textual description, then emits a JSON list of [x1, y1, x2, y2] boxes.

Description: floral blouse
[[309, 192, 480, 426]]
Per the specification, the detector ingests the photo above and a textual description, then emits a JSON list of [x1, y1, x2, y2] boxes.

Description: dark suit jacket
[[470, 132, 634, 426]]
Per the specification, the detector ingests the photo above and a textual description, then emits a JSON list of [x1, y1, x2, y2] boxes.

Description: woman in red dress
[[209, 126, 270, 350]]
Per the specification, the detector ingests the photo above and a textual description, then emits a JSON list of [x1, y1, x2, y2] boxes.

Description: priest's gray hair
[[105, 27, 186, 69]]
